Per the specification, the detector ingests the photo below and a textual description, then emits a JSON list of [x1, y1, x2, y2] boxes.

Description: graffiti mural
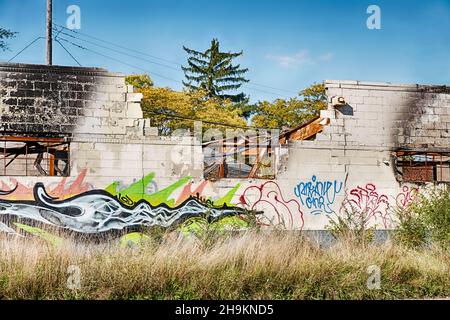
[[395, 185, 419, 210], [345, 183, 391, 228], [293, 176, 343, 215], [240, 181, 304, 229], [0, 171, 249, 236], [0, 169, 92, 201]]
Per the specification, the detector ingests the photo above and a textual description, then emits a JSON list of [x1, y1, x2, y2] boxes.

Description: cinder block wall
[[259, 80, 450, 229], [323, 81, 450, 149], [1, 64, 449, 231], [0, 63, 203, 189], [0, 63, 143, 135]]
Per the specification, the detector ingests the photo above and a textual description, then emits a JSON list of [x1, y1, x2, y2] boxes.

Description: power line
[[248, 82, 299, 95], [54, 38, 81, 66], [146, 109, 280, 131], [242, 85, 289, 98], [52, 22, 297, 97], [54, 27, 285, 98], [57, 35, 288, 101], [57, 36, 183, 83], [8, 36, 44, 62], [53, 22, 182, 66], [54, 37, 284, 132], [52, 26, 180, 71]]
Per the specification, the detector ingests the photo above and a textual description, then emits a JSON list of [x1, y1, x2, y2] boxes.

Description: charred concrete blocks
[[0, 63, 144, 137]]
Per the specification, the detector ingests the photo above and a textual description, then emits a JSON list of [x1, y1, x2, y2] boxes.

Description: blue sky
[[0, 0, 449, 102]]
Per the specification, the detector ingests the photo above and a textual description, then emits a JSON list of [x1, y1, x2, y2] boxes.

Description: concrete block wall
[[258, 80, 450, 229], [0, 63, 143, 136], [69, 136, 203, 188], [0, 62, 202, 192], [323, 80, 450, 149], [203, 81, 449, 230], [1, 64, 448, 231]]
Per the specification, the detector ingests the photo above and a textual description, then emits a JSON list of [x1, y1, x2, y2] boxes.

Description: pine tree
[[182, 38, 249, 103], [0, 28, 17, 51]]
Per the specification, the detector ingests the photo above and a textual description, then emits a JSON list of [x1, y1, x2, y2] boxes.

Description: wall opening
[[0, 136, 70, 177], [203, 133, 276, 180], [395, 151, 450, 183]]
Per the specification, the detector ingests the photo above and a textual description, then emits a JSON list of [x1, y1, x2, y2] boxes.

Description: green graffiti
[[212, 216, 249, 231], [179, 217, 209, 237], [179, 215, 249, 237], [119, 232, 151, 248], [14, 223, 63, 247], [105, 172, 155, 197], [212, 183, 241, 207], [143, 176, 191, 206], [104, 172, 241, 209], [105, 173, 192, 207]]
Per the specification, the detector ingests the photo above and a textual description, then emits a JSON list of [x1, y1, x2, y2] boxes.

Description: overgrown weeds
[[394, 187, 450, 249], [0, 231, 448, 300]]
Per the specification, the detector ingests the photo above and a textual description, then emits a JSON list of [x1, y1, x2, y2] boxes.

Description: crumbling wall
[[0, 63, 203, 189], [265, 80, 450, 229], [1, 66, 448, 232], [0, 63, 143, 136]]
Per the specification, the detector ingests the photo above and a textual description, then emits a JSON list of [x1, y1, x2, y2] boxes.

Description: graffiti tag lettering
[[346, 183, 390, 228], [294, 176, 343, 215], [240, 181, 304, 229], [395, 185, 418, 210]]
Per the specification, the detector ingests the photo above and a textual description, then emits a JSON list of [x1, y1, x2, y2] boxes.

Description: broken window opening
[[395, 151, 450, 183], [203, 134, 277, 180], [0, 136, 70, 177]]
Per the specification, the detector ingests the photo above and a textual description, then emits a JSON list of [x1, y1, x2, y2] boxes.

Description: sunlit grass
[[0, 231, 448, 300]]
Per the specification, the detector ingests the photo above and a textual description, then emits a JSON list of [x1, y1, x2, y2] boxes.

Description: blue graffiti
[[294, 176, 343, 215]]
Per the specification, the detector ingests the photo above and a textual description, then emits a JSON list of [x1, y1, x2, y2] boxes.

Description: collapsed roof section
[[202, 116, 330, 180]]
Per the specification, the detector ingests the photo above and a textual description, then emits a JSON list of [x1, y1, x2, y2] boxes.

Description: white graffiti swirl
[[0, 183, 244, 234]]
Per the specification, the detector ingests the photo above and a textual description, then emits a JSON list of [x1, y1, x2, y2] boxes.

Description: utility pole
[[46, 0, 52, 65]]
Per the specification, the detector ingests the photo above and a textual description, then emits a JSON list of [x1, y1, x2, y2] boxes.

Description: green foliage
[[125, 74, 154, 89], [0, 28, 16, 51], [251, 83, 327, 129], [138, 85, 247, 135], [126, 71, 326, 133], [395, 188, 450, 249], [182, 38, 249, 103], [326, 199, 375, 246]]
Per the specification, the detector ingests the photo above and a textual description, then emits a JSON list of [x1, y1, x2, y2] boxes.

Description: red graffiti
[[347, 183, 390, 228], [240, 181, 304, 229], [395, 185, 419, 210]]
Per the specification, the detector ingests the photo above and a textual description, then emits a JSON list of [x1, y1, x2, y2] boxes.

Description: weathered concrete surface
[[1, 63, 449, 231]]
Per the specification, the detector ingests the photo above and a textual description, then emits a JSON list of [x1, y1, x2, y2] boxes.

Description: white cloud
[[266, 50, 334, 69], [318, 52, 334, 62]]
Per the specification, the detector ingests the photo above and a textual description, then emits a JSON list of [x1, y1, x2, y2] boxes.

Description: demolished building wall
[[0, 63, 449, 234], [268, 80, 450, 229], [0, 63, 202, 186]]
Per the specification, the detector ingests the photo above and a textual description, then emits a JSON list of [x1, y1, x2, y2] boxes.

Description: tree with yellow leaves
[[251, 83, 327, 129], [126, 75, 247, 135]]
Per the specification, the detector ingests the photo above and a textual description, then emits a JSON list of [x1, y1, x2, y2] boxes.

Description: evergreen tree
[[0, 28, 17, 51], [182, 38, 249, 103]]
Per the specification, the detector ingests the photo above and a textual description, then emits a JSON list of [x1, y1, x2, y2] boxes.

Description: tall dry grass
[[0, 231, 448, 299]]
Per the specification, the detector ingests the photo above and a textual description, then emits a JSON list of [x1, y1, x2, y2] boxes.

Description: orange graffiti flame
[[175, 180, 209, 205], [0, 169, 91, 201]]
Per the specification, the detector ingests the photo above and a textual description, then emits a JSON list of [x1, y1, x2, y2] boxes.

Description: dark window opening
[[0, 136, 70, 177], [395, 151, 450, 183]]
